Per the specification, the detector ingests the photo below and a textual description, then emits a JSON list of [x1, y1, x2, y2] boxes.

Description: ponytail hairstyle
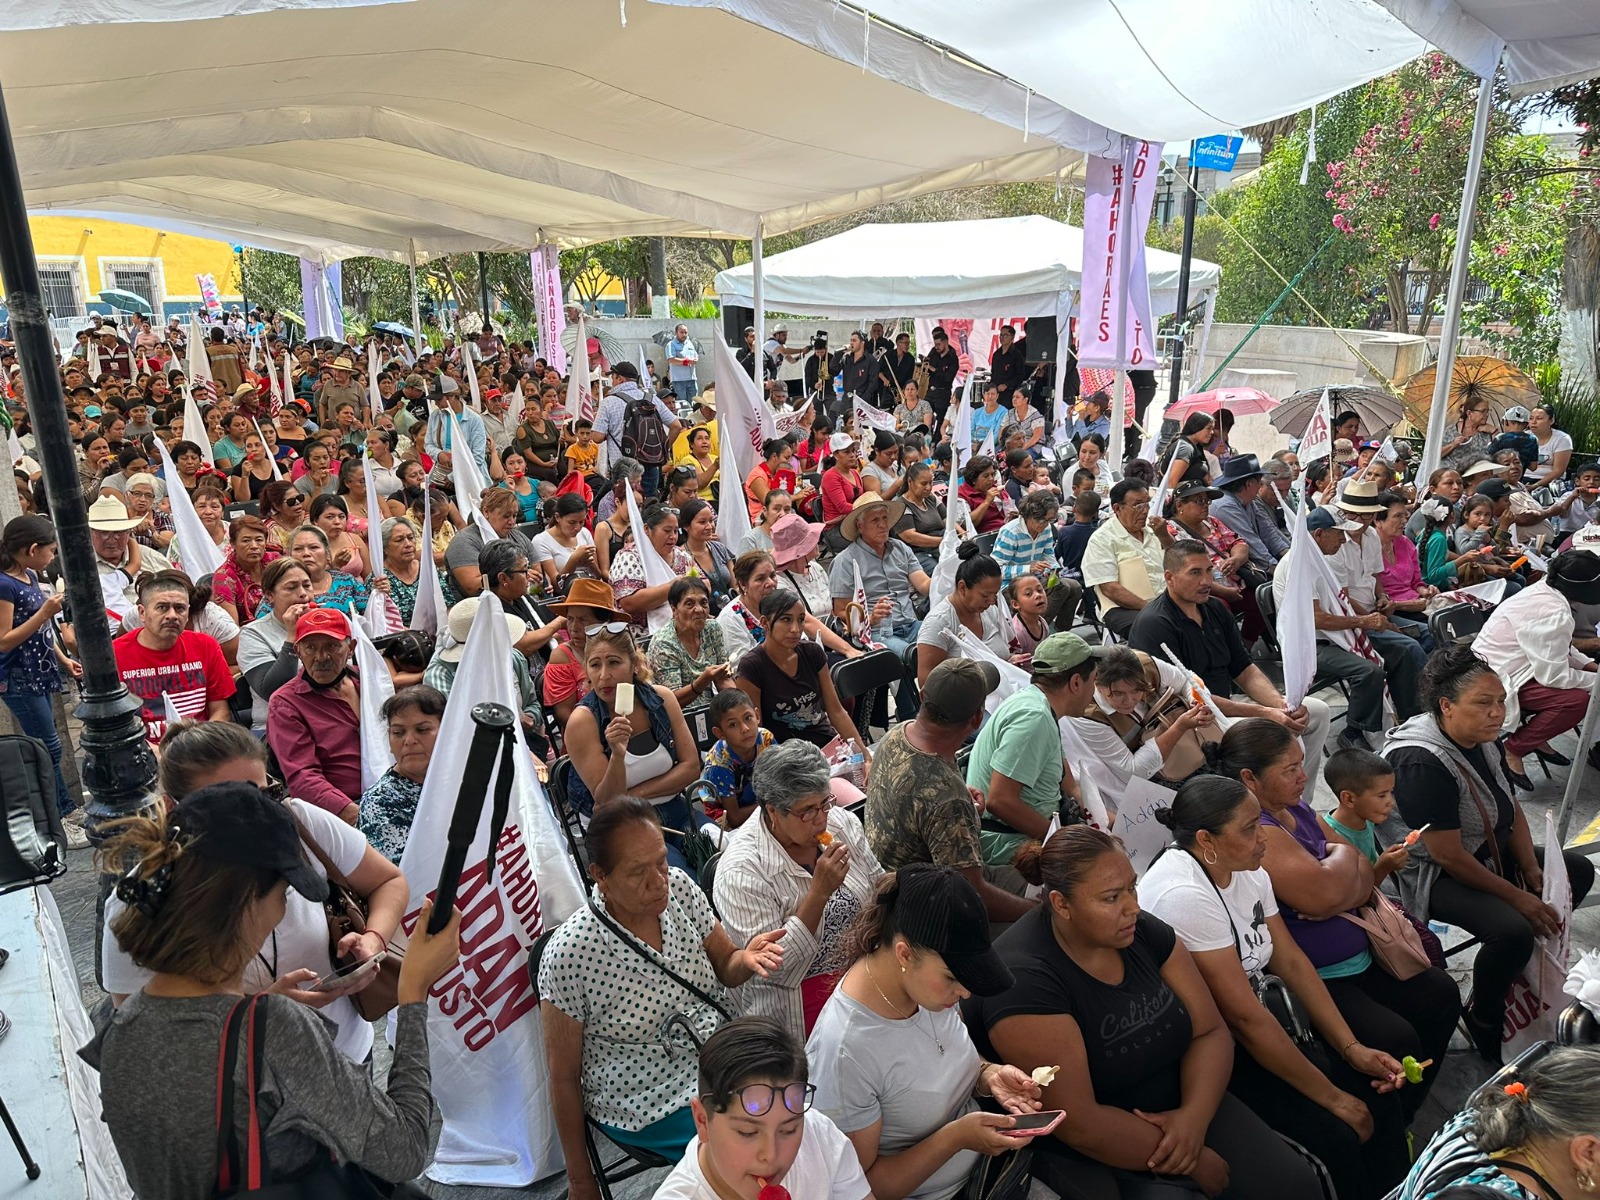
[[954, 541, 1002, 590], [1152, 775, 1253, 852], [1469, 1045, 1600, 1154], [0, 514, 56, 572]]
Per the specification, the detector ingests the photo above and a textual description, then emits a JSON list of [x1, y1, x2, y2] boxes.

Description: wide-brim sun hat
[[546, 577, 627, 621], [770, 514, 824, 567], [439, 597, 526, 663], [86, 495, 142, 531], [840, 493, 905, 543]]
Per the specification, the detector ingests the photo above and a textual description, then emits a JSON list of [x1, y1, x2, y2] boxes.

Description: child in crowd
[[566, 419, 599, 481], [1054, 489, 1102, 579], [1004, 573, 1051, 662], [1321, 747, 1409, 883], [1453, 495, 1497, 554], [1027, 464, 1062, 498], [1560, 463, 1600, 538], [701, 689, 774, 830], [654, 1017, 870, 1200]]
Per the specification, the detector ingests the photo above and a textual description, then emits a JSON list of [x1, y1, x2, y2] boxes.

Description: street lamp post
[[1166, 145, 1202, 409], [0, 76, 159, 834]]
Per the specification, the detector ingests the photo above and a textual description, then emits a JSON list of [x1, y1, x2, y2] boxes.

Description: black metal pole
[[0, 76, 159, 836], [1166, 146, 1202, 408], [477, 251, 492, 323]]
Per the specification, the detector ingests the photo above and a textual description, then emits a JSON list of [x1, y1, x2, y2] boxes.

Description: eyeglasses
[[284, 494, 306, 507], [704, 1083, 816, 1118], [789, 797, 835, 822], [584, 621, 630, 636], [261, 776, 290, 803]]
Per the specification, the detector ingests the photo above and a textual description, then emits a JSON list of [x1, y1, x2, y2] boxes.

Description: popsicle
[[1031, 1065, 1059, 1087], [757, 1178, 791, 1200], [816, 831, 834, 847], [614, 682, 635, 716], [1400, 1056, 1433, 1084], [1405, 823, 1432, 846]]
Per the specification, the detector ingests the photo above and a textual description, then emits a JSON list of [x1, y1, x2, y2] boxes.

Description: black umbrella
[[1270, 385, 1406, 439]]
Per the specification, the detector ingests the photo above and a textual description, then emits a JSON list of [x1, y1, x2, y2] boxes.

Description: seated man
[[266, 607, 363, 823], [1210, 454, 1291, 569], [829, 494, 929, 718], [863, 659, 1035, 925], [113, 571, 233, 744], [1080, 478, 1173, 637], [1131, 539, 1331, 796], [1274, 507, 1407, 753], [1335, 480, 1436, 655]]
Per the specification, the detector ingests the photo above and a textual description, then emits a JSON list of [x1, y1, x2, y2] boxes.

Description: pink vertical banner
[[1078, 139, 1162, 370], [530, 243, 567, 374]]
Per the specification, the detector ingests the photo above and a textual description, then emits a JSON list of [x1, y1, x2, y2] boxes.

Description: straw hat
[[1336, 479, 1387, 514], [329, 356, 357, 372], [438, 597, 526, 663], [840, 493, 905, 542], [86, 495, 142, 532]]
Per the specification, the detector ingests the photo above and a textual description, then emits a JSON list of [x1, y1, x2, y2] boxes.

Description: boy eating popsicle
[[1321, 747, 1409, 883]]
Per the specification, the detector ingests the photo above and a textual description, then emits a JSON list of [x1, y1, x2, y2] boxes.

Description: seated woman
[[956, 455, 1005, 535], [565, 625, 704, 869], [531, 493, 596, 591], [1375, 490, 1439, 619], [100, 720, 410, 1066], [287, 522, 370, 617], [649, 576, 734, 708], [1139, 776, 1411, 1200], [496, 448, 542, 523], [210, 514, 278, 624], [593, 457, 644, 578], [743, 486, 794, 555], [738, 589, 870, 759], [610, 503, 694, 637], [1076, 433, 1115, 497], [915, 543, 1009, 688], [894, 461, 949, 573], [1068, 645, 1215, 788], [1399, 1044, 1600, 1200], [85, 780, 459, 1200], [654, 1017, 871, 1200], [718, 549, 859, 665], [1381, 643, 1595, 1064], [1214, 718, 1460, 1117], [771, 514, 840, 628], [746, 437, 800, 523], [539, 799, 785, 1181], [237, 558, 314, 731], [970, 826, 1322, 1200], [808, 865, 1042, 1200], [714, 741, 884, 1040], [359, 685, 444, 864], [541, 578, 629, 726]]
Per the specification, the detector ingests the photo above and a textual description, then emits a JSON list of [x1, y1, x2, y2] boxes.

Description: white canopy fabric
[[1373, 0, 1600, 92], [713, 216, 1220, 321], [0, 0, 1116, 262]]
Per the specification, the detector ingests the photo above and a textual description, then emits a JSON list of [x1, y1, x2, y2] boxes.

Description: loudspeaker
[[1023, 317, 1058, 365], [722, 305, 754, 346]]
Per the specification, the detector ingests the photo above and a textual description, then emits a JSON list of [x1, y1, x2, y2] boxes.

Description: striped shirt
[[990, 516, 1059, 582]]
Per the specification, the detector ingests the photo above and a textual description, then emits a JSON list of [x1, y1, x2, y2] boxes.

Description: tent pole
[[1419, 64, 1499, 479], [1556, 662, 1600, 843], [0, 74, 159, 839], [751, 223, 765, 351], [1166, 145, 1201, 409], [409, 240, 425, 352]]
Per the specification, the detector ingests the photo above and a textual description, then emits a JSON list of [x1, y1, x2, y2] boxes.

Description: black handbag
[[212, 996, 429, 1199], [963, 1142, 1033, 1200]]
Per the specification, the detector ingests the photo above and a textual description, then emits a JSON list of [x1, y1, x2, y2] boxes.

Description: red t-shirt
[[821, 467, 864, 527], [113, 629, 235, 743]]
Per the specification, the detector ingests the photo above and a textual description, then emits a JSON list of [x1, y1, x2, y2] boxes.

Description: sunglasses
[[705, 1083, 816, 1118], [284, 494, 306, 507], [585, 621, 630, 636]]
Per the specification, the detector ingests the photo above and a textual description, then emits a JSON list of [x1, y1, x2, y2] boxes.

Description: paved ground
[[42, 675, 1600, 1200]]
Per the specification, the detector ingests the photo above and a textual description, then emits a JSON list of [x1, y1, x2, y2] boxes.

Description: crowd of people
[[3, 311, 1599, 1200]]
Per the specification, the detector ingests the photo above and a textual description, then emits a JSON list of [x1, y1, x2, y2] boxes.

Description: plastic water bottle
[[846, 738, 866, 790]]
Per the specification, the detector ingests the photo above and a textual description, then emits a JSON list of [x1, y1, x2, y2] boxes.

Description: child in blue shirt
[[700, 689, 773, 829], [1321, 746, 1409, 884]]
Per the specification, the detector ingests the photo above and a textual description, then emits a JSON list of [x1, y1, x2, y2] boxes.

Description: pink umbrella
[[1165, 387, 1280, 420]]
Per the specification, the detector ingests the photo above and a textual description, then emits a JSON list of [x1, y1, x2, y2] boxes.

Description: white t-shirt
[[530, 527, 594, 573], [1138, 848, 1278, 976], [1530, 429, 1573, 479], [100, 798, 375, 1063], [653, 1110, 871, 1200]]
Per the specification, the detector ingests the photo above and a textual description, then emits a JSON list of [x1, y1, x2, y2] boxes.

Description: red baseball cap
[[293, 607, 351, 642]]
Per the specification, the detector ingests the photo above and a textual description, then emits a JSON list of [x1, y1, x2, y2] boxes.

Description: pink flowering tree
[[1323, 54, 1517, 335]]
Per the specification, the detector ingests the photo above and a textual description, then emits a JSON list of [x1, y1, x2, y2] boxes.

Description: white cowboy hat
[[86, 495, 143, 532]]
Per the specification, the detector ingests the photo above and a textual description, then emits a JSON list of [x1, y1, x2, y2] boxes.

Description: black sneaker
[[1336, 728, 1369, 753]]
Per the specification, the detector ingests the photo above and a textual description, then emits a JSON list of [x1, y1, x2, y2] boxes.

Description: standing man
[[838, 331, 879, 413], [113, 572, 234, 744], [866, 321, 894, 357], [666, 323, 699, 407], [922, 326, 960, 434], [988, 324, 1028, 406], [593, 361, 682, 497], [736, 326, 771, 382], [425, 376, 490, 481], [266, 607, 363, 823], [803, 332, 836, 404], [763, 324, 804, 378], [878, 331, 915, 403], [318, 355, 365, 427]]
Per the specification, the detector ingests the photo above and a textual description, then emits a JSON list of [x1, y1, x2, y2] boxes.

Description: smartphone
[[614, 681, 635, 716], [1003, 1111, 1065, 1138], [308, 953, 385, 993]]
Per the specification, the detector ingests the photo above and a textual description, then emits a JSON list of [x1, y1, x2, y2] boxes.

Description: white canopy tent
[[714, 215, 1220, 321]]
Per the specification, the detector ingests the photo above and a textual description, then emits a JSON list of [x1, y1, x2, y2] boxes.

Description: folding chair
[[1428, 602, 1490, 648], [544, 755, 588, 879], [830, 648, 905, 744], [681, 704, 718, 755], [584, 1118, 671, 1200], [1254, 581, 1348, 704]]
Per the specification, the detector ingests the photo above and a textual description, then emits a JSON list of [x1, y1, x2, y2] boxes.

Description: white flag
[[395, 594, 584, 1186], [1299, 388, 1334, 466], [250, 418, 282, 481], [85, 339, 102, 379], [1505, 810, 1572, 1059], [249, 333, 262, 372], [188, 311, 214, 388], [449, 411, 496, 542], [853, 396, 896, 436], [566, 312, 593, 424], [282, 351, 295, 414], [848, 558, 872, 643], [949, 372, 974, 471], [410, 486, 449, 638], [161, 692, 183, 729], [367, 340, 385, 418], [978, 427, 997, 461], [638, 344, 653, 393], [155, 437, 225, 578], [712, 333, 762, 549], [352, 615, 396, 789], [267, 348, 284, 409], [363, 450, 387, 579], [951, 627, 1030, 716], [7, 428, 24, 468], [182, 390, 215, 468], [463, 353, 483, 411], [625, 477, 675, 634], [1278, 502, 1319, 710]]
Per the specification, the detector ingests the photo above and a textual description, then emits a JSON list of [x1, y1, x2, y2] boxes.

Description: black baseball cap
[[175, 781, 328, 902], [892, 864, 1013, 996]]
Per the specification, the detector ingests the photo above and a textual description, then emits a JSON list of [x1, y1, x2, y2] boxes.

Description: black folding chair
[[544, 755, 588, 879], [1254, 580, 1348, 704], [681, 704, 718, 755], [1428, 601, 1491, 647], [831, 648, 905, 743]]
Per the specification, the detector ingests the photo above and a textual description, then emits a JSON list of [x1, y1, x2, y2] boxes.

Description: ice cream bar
[[1404, 823, 1431, 846], [816, 831, 834, 847], [1031, 1065, 1059, 1087], [614, 682, 635, 716]]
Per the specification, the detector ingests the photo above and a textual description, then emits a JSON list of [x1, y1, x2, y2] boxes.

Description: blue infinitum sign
[[1191, 135, 1243, 172]]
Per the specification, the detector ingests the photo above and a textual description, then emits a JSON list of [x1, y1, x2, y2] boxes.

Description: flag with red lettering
[[1505, 810, 1572, 1060], [396, 595, 585, 1186], [1299, 388, 1334, 467], [1078, 140, 1162, 370]]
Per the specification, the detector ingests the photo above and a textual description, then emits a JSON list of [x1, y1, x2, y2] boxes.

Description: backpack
[[0, 734, 67, 895], [621, 395, 669, 465]]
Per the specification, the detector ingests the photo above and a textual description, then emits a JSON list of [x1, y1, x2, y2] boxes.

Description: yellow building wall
[[26, 216, 243, 312]]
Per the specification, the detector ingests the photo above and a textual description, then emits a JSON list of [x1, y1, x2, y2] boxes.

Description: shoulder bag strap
[[1460, 773, 1508, 878], [244, 995, 270, 1189], [1188, 850, 1244, 960], [288, 810, 355, 893], [586, 900, 733, 1020], [213, 998, 250, 1196]]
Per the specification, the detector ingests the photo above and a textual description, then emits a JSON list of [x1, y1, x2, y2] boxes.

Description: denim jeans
[[641, 464, 662, 500], [670, 381, 698, 407], [3, 691, 77, 817], [873, 620, 923, 719]]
